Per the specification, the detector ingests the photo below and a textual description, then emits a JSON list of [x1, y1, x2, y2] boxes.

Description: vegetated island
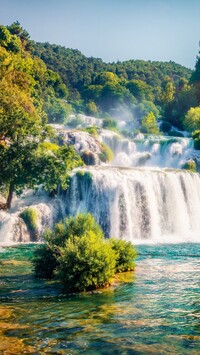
[[33, 213, 137, 292]]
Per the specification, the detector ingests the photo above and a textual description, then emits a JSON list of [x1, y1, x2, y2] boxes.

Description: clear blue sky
[[1, 0, 200, 69]]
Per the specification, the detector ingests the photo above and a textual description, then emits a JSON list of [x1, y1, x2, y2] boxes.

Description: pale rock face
[[55, 129, 102, 165], [0, 191, 65, 245]]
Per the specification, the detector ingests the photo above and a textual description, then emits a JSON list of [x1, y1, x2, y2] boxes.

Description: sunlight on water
[[0, 244, 199, 354]]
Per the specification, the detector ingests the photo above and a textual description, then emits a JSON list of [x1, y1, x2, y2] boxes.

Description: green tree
[[141, 111, 160, 134], [0, 142, 82, 209], [127, 79, 153, 101], [160, 79, 175, 105], [109, 238, 136, 272], [184, 107, 200, 132]]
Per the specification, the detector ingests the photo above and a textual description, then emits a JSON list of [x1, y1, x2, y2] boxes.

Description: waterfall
[[65, 167, 200, 243], [99, 130, 194, 169], [0, 126, 200, 245]]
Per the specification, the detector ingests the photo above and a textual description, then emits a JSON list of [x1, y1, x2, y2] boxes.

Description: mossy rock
[[99, 143, 114, 163], [20, 207, 39, 241], [81, 150, 97, 165], [182, 159, 196, 172]]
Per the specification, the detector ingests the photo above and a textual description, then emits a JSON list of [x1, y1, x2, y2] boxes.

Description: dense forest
[[32, 41, 193, 130], [1, 21, 200, 135]]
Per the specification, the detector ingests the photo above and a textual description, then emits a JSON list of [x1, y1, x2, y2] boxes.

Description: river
[[0, 243, 199, 354]]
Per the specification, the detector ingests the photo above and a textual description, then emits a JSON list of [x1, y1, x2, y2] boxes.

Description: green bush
[[32, 244, 58, 279], [109, 238, 137, 273], [160, 121, 172, 133], [20, 207, 38, 240], [192, 130, 200, 150], [84, 126, 98, 137], [102, 118, 119, 132], [99, 143, 114, 162], [194, 138, 200, 150], [182, 159, 196, 172], [32, 213, 137, 292], [57, 231, 116, 291]]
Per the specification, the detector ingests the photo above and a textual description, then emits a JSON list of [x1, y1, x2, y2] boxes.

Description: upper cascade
[[99, 130, 196, 169]]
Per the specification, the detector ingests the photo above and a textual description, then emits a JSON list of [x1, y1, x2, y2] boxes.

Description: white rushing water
[[65, 167, 200, 244], [99, 130, 195, 169], [0, 126, 200, 245]]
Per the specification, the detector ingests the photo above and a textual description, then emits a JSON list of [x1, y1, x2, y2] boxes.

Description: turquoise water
[[0, 244, 199, 354]]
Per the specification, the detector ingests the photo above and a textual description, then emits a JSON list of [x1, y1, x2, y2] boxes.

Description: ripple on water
[[0, 243, 199, 354]]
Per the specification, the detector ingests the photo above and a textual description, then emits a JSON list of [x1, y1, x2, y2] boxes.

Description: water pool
[[0, 244, 199, 354]]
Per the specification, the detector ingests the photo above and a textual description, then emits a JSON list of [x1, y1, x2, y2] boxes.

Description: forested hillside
[[33, 41, 193, 128], [1, 21, 200, 138]]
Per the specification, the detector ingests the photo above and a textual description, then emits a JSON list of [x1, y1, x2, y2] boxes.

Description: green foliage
[[57, 231, 116, 291], [141, 112, 160, 134], [35, 144, 83, 192], [182, 159, 196, 172], [43, 97, 72, 123], [184, 107, 200, 132], [192, 130, 200, 150], [160, 121, 172, 133], [46, 213, 103, 247], [134, 100, 160, 121], [20, 208, 38, 240], [32, 244, 58, 279], [159, 79, 175, 105], [109, 238, 137, 272], [85, 100, 99, 116], [67, 115, 84, 128], [99, 143, 114, 162], [0, 141, 83, 209], [84, 126, 98, 137], [127, 79, 153, 101], [32, 41, 191, 120], [33, 214, 137, 292], [102, 117, 118, 131]]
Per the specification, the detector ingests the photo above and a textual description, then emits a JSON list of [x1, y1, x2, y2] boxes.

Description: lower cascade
[[65, 166, 200, 243]]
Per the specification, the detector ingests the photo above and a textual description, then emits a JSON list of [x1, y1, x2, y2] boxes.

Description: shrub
[[99, 143, 114, 162], [57, 231, 116, 291], [84, 126, 98, 137], [20, 207, 38, 240], [194, 138, 200, 150], [109, 238, 137, 273], [32, 244, 58, 279], [160, 121, 172, 133], [192, 130, 200, 150], [102, 117, 119, 132], [32, 214, 137, 292], [182, 159, 196, 172]]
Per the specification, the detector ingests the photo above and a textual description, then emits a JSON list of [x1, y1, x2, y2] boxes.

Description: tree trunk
[[6, 183, 14, 210]]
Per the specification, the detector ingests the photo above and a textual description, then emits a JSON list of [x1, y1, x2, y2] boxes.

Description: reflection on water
[[0, 244, 199, 354]]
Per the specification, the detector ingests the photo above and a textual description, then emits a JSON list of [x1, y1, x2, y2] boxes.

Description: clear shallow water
[[0, 244, 199, 354]]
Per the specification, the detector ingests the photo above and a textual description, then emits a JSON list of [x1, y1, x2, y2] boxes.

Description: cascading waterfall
[[66, 167, 200, 243], [0, 124, 200, 244], [99, 130, 194, 169]]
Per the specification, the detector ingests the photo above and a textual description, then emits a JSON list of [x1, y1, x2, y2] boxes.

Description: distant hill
[[33, 42, 192, 101]]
